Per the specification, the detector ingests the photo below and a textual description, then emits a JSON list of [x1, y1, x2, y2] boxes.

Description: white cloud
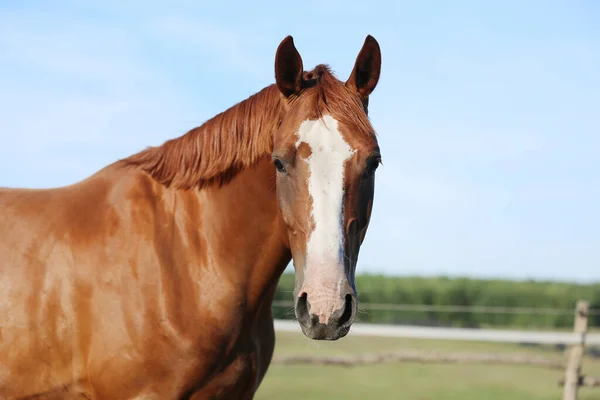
[[0, 8, 201, 187], [0, 10, 149, 82], [147, 15, 272, 79]]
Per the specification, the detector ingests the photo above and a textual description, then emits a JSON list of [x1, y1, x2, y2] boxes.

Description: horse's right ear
[[275, 36, 304, 98]]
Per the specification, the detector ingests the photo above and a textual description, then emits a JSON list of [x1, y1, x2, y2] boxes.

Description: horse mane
[[122, 64, 375, 190], [121, 85, 284, 190]]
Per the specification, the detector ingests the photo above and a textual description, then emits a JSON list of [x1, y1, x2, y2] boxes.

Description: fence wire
[[271, 300, 600, 316]]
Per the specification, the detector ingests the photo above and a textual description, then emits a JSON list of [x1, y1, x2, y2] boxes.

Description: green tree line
[[272, 273, 600, 329]]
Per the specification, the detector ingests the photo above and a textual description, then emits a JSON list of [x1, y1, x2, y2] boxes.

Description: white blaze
[[296, 115, 355, 268]]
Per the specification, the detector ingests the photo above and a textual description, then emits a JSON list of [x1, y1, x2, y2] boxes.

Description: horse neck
[[183, 157, 291, 310], [121, 84, 291, 308], [189, 86, 291, 303]]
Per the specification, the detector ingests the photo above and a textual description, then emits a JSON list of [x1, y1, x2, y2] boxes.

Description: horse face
[[272, 36, 381, 340]]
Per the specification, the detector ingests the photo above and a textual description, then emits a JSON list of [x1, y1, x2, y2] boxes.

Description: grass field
[[256, 330, 600, 400]]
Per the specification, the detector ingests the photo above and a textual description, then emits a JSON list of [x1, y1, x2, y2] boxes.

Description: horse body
[[0, 158, 286, 398], [0, 35, 382, 399]]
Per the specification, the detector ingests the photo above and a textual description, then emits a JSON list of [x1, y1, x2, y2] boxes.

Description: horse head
[[272, 35, 382, 340]]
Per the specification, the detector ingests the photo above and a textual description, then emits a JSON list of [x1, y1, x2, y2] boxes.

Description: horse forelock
[[299, 64, 376, 143]]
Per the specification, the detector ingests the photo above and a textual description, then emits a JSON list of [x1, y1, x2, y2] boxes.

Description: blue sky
[[0, 1, 598, 283]]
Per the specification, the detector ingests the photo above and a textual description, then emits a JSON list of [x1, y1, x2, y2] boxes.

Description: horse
[[0, 35, 382, 399]]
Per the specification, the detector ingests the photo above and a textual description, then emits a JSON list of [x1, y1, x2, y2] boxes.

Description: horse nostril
[[338, 294, 355, 328], [295, 292, 310, 326]]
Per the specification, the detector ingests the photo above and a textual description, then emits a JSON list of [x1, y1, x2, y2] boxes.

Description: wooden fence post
[[562, 300, 589, 400]]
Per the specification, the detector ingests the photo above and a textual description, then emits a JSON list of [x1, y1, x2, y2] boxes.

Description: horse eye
[[365, 157, 381, 177], [273, 159, 287, 173]]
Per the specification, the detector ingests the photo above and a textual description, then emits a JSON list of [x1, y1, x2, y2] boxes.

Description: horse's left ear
[[346, 35, 381, 99]]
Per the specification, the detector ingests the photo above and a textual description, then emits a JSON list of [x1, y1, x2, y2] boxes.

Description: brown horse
[[0, 35, 382, 399]]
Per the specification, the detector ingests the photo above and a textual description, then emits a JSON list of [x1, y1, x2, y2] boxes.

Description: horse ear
[[275, 36, 304, 98], [346, 35, 381, 98]]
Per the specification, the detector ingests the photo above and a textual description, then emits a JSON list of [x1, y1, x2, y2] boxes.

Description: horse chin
[[298, 321, 352, 341]]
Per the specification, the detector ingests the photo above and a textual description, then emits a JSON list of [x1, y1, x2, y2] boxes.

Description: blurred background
[[1, 1, 599, 399]]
